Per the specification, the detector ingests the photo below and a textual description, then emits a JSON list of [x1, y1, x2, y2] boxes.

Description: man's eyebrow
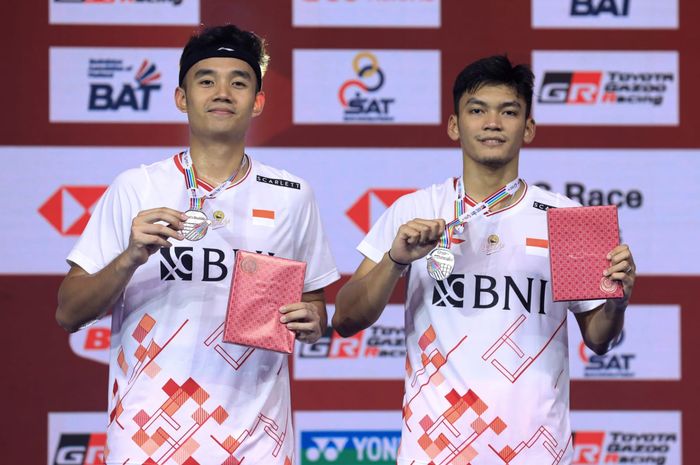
[[465, 98, 522, 109], [192, 69, 253, 80], [193, 68, 215, 78]]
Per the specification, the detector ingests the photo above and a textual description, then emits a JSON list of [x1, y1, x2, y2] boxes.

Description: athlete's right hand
[[124, 208, 187, 268], [388, 218, 446, 265]]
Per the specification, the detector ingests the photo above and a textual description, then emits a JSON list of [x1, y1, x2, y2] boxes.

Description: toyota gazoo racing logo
[[89, 58, 162, 112], [301, 431, 401, 464], [53, 433, 105, 465], [573, 430, 678, 464], [298, 325, 405, 359], [538, 70, 674, 106], [338, 52, 395, 122], [578, 330, 635, 378]]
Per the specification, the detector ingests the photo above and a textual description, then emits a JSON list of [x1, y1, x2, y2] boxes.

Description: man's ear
[[174, 86, 187, 113], [252, 91, 266, 117], [523, 116, 536, 144], [447, 114, 460, 142]]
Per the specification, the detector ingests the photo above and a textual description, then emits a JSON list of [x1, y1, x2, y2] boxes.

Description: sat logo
[[579, 330, 635, 376], [69, 316, 111, 365]]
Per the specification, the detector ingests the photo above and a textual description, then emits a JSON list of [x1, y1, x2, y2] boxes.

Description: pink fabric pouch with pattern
[[547, 205, 623, 302], [223, 250, 306, 353]]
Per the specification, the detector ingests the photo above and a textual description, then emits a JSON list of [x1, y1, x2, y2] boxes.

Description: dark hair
[[179, 24, 270, 91], [452, 55, 534, 118]]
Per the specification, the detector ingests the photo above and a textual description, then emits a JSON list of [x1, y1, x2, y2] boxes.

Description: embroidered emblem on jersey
[[256, 175, 301, 190], [533, 201, 555, 211], [252, 209, 275, 227], [525, 238, 549, 257], [481, 233, 504, 255]]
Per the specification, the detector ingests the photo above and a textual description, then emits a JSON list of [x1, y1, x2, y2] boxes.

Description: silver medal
[[426, 247, 455, 281], [183, 209, 210, 241]]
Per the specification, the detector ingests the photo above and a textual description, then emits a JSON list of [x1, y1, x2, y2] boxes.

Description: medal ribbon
[[180, 149, 248, 210], [437, 177, 521, 249]]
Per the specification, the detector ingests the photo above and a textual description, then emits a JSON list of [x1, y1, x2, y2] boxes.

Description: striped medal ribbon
[[426, 177, 521, 280], [180, 149, 247, 241]]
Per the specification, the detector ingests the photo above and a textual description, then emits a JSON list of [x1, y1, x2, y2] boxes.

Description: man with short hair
[[57, 24, 339, 465], [333, 55, 636, 465]]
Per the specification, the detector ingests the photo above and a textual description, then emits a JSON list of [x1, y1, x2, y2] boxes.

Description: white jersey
[[68, 153, 340, 465], [358, 178, 602, 465]]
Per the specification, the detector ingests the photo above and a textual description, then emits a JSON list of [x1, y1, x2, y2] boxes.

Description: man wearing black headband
[[57, 25, 339, 464]]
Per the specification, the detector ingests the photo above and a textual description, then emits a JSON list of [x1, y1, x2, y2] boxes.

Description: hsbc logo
[[539, 72, 603, 104], [346, 188, 415, 233], [38, 186, 107, 236]]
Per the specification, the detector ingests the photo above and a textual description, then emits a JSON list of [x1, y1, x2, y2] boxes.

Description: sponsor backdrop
[[1, 0, 698, 464]]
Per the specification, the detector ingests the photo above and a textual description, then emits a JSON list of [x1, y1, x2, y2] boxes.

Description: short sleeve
[[66, 168, 145, 274], [294, 185, 340, 293]]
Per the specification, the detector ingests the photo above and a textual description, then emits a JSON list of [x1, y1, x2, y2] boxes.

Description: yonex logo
[[301, 431, 401, 464], [305, 437, 349, 462]]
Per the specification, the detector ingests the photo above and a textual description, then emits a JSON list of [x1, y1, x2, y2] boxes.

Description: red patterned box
[[547, 205, 623, 301], [223, 250, 306, 353]]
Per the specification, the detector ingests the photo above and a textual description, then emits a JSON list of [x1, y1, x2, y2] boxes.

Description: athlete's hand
[[389, 218, 446, 265], [124, 208, 187, 268], [279, 302, 323, 344], [604, 244, 636, 302]]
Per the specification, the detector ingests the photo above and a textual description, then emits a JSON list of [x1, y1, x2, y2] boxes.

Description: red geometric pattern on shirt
[[211, 411, 290, 464], [403, 324, 503, 463], [405, 325, 468, 411], [487, 425, 572, 465], [481, 315, 567, 383], [109, 315, 188, 429], [128, 377, 228, 464], [204, 322, 256, 371]]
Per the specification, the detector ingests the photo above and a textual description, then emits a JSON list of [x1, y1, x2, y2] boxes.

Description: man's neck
[[189, 138, 247, 185], [461, 159, 522, 208]]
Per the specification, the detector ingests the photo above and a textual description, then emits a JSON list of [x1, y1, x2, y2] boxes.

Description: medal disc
[[426, 247, 455, 281], [183, 209, 209, 241]]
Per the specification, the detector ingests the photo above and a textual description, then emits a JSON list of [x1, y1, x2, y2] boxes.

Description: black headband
[[178, 45, 262, 91]]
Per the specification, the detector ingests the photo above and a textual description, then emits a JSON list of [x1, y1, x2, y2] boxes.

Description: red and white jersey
[[358, 178, 602, 465], [68, 154, 339, 465]]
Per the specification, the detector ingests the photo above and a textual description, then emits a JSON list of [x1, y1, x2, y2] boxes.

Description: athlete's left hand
[[603, 244, 636, 301], [280, 302, 323, 344]]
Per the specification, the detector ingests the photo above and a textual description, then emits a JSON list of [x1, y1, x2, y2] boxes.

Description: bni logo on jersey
[[339, 52, 395, 122], [88, 58, 161, 111], [301, 431, 401, 464]]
